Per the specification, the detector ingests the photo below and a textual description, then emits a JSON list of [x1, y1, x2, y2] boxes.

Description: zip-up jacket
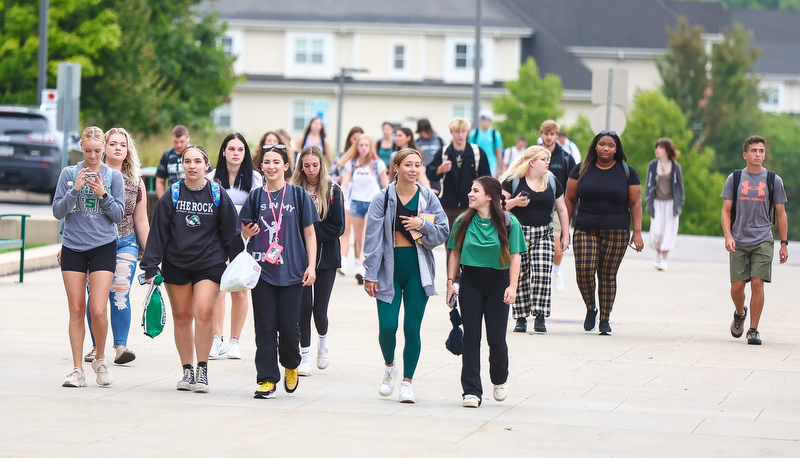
[[315, 183, 345, 270], [644, 159, 685, 217]]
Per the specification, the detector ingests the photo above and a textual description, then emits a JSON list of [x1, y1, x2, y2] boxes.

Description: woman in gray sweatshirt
[[53, 126, 125, 389]]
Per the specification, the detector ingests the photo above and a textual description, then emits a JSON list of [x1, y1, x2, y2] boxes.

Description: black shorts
[[61, 241, 117, 273], [161, 258, 226, 286]]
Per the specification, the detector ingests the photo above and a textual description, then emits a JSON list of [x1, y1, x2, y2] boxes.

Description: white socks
[[552, 264, 561, 275], [300, 346, 310, 356], [318, 334, 328, 351]]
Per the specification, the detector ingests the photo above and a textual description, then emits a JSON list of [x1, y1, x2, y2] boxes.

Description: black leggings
[[299, 268, 337, 347]]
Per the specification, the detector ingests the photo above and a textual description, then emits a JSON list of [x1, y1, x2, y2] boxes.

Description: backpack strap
[[171, 181, 181, 206], [383, 187, 390, 215], [731, 169, 742, 228], [470, 143, 481, 171], [767, 170, 776, 224], [373, 159, 382, 188], [491, 128, 497, 152], [511, 177, 520, 196], [293, 184, 305, 233], [548, 173, 557, 218], [210, 181, 221, 207], [622, 161, 630, 180], [504, 211, 511, 234]]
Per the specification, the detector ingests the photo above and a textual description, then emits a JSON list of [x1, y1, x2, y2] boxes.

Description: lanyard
[[267, 185, 287, 243]]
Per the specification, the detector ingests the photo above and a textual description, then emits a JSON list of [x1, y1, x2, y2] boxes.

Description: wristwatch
[[780, 240, 788, 245], [100, 192, 109, 200]]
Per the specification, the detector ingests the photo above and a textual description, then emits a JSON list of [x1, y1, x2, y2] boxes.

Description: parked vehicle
[[0, 107, 62, 199]]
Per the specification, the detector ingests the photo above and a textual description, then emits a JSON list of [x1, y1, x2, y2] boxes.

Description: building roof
[[731, 9, 800, 76], [202, 0, 531, 29]]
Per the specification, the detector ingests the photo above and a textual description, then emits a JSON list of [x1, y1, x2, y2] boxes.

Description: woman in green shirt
[[446, 176, 527, 408]]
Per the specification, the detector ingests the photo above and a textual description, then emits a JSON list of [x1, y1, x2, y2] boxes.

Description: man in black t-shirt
[[156, 125, 208, 198]]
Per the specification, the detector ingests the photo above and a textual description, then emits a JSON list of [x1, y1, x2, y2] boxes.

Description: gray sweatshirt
[[363, 182, 450, 303], [52, 162, 125, 251]]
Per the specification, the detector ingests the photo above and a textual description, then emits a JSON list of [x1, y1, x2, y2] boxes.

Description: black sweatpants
[[251, 280, 303, 383], [459, 265, 510, 398], [299, 268, 337, 347]]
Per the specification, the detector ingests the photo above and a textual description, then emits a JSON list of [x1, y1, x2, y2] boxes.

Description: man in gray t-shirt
[[720, 135, 789, 346]]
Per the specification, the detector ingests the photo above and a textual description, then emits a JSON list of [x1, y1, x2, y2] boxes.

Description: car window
[[0, 114, 49, 134]]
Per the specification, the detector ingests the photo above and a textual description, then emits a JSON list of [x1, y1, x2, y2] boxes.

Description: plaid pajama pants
[[511, 224, 554, 319], [573, 228, 629, 321]]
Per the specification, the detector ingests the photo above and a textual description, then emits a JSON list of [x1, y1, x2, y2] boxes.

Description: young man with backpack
[[468, 110, 504, 178], [721, 135, 789, 345]]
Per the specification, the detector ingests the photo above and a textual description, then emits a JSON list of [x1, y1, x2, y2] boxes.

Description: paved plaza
[[1, 234, 798, 456]]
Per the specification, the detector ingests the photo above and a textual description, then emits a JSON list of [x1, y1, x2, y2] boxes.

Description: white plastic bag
[[220, 236, 261, 292]]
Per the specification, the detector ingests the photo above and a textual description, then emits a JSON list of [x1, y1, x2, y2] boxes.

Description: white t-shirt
[[503, 146, 525, 166], [344, 159, 385, 203], [207, 169, 263, 213]]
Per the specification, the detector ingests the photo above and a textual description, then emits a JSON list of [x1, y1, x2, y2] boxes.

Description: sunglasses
[[599, 130, 617, 136], [263, 144, 287, 152]]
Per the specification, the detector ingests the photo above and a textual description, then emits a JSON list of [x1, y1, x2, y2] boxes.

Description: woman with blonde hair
[[83, 128, 150, 365], [364, 149, 450, 403], [500, 146, 570, 333], [53, 126, 125, 387], [291, 146, 345, 375], [339, 133, 389, 284]]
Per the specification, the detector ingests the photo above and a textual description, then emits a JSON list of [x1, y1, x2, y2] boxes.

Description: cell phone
[[85, 171, 97, 182], [137, 273, 147, 285], [241, 219, 254, 227], [448, 293, 458, 308], [518, 190, 529, 198]]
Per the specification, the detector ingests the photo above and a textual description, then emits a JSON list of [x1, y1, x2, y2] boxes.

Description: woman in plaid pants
[[500, 146, 570, 333], [564, 131, 643, 335]]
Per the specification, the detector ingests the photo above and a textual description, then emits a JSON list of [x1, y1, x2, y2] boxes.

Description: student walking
[[54, 126, 125, 387], [565, 131, 643, 335], [446, 176, 527, 407], [141, 145, 238, 393], [500, 146, 570, 333], [645, 138, 685, 271], [291, 146, 345, 375], [237, 144, 319, 399], [207, 133, 263, 359], [363, 149, 450, 403], [84, 128, 149, 365]]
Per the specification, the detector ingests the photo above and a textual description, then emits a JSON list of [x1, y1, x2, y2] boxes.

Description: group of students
[[57, 116, 782, 408]]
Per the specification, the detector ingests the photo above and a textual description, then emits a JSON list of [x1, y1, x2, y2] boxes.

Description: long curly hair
[[451, 176, 511, 268]]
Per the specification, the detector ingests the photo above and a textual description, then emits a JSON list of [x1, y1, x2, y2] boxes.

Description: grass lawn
[[0, 243, 47, 254]]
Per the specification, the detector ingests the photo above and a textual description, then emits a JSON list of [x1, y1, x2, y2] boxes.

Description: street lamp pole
[[335, 67, 368, 154], [473, 0, 482, 126], [36, 0, 50, 106]]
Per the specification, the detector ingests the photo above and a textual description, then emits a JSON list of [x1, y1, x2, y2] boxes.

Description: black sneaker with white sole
[[584, 308, 598, 331], [193, 365, 209, 393], [599, 320, 612, 335], [746, 328, 762, 345], [176, 367, 194, 391]]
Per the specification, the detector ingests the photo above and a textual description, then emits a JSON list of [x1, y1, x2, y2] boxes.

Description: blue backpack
[[171, 181, 221, 207]]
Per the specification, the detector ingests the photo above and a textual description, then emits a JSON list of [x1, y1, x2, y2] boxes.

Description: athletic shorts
[[552, 212, 562, 237], [161, 258, 226, 286], [61, 241, 117, 273], [729, 238, 774, 283]]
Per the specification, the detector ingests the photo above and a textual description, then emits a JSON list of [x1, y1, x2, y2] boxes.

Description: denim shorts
[[349, 200, 371, 218]]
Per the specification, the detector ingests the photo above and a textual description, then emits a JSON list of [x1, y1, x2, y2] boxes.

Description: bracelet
[[781, 240, 789, 245], [447, 278, 454, 283]]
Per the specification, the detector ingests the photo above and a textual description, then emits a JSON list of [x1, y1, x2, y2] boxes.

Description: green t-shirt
[[447, 213, 528, 270]]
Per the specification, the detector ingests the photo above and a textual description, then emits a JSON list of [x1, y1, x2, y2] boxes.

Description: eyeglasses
[[263, 144, 286, 152], [599, 130, 617, 136]]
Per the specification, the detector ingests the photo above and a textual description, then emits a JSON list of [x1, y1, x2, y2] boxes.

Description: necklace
[[186, 179, 206, 191]]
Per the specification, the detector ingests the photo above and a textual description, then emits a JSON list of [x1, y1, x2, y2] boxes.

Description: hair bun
[[500, 193, 506, 210]]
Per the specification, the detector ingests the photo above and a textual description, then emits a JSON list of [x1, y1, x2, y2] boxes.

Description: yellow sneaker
[[254, 381, 276, 399], [284, 368, 299, 393]]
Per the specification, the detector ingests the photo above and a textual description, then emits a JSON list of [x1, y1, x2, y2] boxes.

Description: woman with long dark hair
[[565, 131, 643, 336], [446, 176, 527, 408], [207, 133, 263, 359], [291, 146, 345, 375], [296, 117, 332, 166], [645, 137, 684, 271], [363, 149, 450, 403]]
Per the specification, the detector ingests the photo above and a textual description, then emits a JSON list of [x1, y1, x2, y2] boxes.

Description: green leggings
[[377, 247, 428, 380]]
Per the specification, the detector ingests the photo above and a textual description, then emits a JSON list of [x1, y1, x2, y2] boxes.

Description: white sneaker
[[355, 264, 366, 285], [226, 337, 241, 359], [552, 272, 564, 292], [658, 260, 668, 272], [209, 335, 223, 358], [398, 381, 415, 403], [654, 254, 662, 269], [62, 368, 87, 387], [298, 351, 312, 376], [337, 264, 348, 276], [91, 359, 113, 386], [462, 394, 480, 408], [378, 364, 398, 396], [316, 344, 329, 370], [493, 382, 508, 402]]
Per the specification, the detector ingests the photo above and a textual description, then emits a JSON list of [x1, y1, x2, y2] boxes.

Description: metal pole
[[605, 67, 614, 130], [336, 68, 345, 157], [473, 0, 482, 126], [61, 68, 72, 170], [36, 0, 49, 106]]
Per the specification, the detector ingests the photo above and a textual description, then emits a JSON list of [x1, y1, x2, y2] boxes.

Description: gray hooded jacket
[[645, 159, 685, 217], [363, 182, 450, 303]]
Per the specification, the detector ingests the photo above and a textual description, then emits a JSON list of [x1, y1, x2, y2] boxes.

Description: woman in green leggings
[[363, 149, 450, 403]]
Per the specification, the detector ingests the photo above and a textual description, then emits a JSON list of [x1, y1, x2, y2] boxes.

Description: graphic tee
[[721, 169, 787, 246]]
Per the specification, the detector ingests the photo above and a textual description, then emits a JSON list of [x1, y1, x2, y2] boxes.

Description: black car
[[0, 107, 62, 198]]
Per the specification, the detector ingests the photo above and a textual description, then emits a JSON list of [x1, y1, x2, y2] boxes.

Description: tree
[[0, 0, 120, 104], [702, 23, 763, 173], [563, 114, 593, 160], [493, 57, 564, 146], [712, 0, 800, 11], [761, 112, 800, 239], [623, 90, 726, 236], [657, 17, 708, 137]]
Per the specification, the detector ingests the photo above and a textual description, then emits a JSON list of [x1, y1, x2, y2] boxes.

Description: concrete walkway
[[1, 234, 798, 457]]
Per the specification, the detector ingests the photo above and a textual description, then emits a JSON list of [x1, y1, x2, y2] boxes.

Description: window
[[452, 103, 473, 121], [295, 38, 324, 65], [454, 43, 482, 69], [393, 45, 406, 70], [292, 99, 330, 131], [221, 37, 233, 57], [212, 103, 232, 129], [760, 85, 780, 110]]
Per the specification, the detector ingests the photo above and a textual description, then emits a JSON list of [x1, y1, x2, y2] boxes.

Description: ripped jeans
[[87, 234, 139, 347]]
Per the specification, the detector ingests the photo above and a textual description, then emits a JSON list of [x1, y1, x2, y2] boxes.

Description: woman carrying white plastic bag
[[220, 236, 261, 292]]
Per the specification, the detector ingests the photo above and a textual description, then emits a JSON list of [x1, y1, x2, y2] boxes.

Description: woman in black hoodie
[[291, 146, 345, 376]]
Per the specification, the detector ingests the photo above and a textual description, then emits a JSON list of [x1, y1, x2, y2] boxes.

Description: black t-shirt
[[502, 176, 563, 227], [569, 162, 640, 230]]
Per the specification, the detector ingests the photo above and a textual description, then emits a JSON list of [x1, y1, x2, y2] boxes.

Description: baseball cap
[[478, 109, 493, 120]]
